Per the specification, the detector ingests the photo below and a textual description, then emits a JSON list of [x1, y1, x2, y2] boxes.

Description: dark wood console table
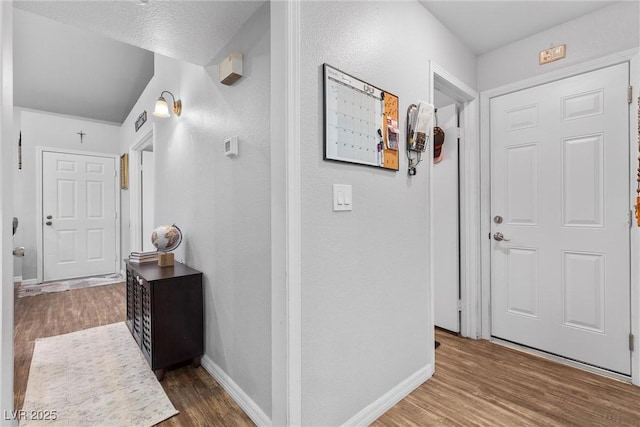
[[125, 259, 203, 381]]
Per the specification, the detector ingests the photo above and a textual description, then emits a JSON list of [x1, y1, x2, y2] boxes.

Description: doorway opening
[[433, 98, 461, 333], [129, 128, 155, 255], [429, 62, 480, 340]]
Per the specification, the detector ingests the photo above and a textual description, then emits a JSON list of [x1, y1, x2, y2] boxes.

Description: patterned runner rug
[[20, 322, 178, 426], [17, 273, 124, 298]]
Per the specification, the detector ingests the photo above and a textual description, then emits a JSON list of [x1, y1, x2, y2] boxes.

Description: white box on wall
[[224, 136, 239, 158], [220, 52, 243, 85]]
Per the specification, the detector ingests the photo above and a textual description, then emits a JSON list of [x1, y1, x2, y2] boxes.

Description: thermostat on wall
[[224, 136, 239, 158]]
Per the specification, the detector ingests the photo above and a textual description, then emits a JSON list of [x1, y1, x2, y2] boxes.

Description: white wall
[[120, 3, 272, 419], [0, 0, 13, 420], [478, 1, 640, 91], [199, 4, 272, 414], [299, 2, 476, 425], [13, 109, 121, 281]]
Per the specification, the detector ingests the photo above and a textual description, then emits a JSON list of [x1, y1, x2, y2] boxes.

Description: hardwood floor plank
[[373, 331, 640, 427], [15, 284, 640, 426]]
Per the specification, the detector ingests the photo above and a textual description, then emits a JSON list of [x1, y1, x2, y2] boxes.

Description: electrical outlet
[[539, 44, 566, 65]]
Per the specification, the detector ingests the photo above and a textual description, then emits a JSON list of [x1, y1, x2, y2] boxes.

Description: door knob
[[493, 232, 510, 241], [45, 221, 52, 226], [46, 215, 52, 220]]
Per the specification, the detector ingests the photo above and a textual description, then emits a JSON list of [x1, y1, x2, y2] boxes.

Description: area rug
[[21, 322, 178, 426], [17, 273, 124, 298]]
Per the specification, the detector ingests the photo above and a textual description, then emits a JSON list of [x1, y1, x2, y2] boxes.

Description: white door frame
[[271, 1, 302, 425], [479, 48, 640, 385], [429, 61, 480, 339], [129, 127, 154, 254], [0, 1, 13, 418], [35, 146, 121, 284]]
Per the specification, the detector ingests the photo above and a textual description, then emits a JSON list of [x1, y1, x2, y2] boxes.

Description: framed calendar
[[323, 64, 399, 171]]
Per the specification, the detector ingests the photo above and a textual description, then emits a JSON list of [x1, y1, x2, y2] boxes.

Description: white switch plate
[[333, 184, 352, 211]]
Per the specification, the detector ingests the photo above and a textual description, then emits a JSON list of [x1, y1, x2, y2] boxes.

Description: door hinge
[[456, 127, 463, 139], [629, 210, 634, 228], [628, 86, 633, 104], [630, 334, 635, 352], [457, 300, 463, 312]]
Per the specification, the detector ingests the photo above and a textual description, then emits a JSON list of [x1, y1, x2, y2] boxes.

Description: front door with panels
[[42, 151, 117, 282], [490, 63, 631, 375]]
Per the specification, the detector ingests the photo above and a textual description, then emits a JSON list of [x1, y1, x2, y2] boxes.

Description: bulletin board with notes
[[323, 64, 399, 171]]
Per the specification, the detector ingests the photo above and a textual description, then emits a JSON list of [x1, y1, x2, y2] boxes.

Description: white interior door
[[141, 150, 155, 252], [490, 63, 630, 375], [42, 151, 117, 281], [433, 103, 460, 332]]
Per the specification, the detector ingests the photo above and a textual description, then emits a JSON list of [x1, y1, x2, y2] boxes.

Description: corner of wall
[[200, 355, 272, 426], [342, 365, 433, 427], [0, 0, 15, 419]]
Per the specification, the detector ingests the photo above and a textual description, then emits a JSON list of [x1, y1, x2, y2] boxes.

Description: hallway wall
[[119, 3, 272, 420], [298, 1, 476, 424]]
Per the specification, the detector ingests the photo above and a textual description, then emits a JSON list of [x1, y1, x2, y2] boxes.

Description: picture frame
[[323, 64, 399, 171], [120, 153, 129, 189]]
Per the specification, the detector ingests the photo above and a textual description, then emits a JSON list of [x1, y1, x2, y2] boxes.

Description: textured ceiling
[[13, 8, 154, 124], [419, 0, 616, 54], [14, 0, 266, 66], [12, 0, 264, 124], [13, 0, 618, 123]]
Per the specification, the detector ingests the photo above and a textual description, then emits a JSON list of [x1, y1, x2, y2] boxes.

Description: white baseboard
[[19, 279, 38, 286], [342, 364, 433, 427], [200, 355, 272, 426]]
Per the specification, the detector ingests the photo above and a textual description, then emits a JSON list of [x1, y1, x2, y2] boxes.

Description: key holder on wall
[[406, 101, 435, 176]]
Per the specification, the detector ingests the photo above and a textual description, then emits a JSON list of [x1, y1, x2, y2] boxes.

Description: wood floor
[[373, 330, 640, 427], [14, 283, 640, 426], [13, 283, 253, 427]]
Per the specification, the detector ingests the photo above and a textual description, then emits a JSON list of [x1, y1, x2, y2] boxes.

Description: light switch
[[333, 184, 352, 211]]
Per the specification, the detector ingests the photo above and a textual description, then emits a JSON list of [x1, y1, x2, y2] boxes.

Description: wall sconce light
[[153, 90, 182, 118]]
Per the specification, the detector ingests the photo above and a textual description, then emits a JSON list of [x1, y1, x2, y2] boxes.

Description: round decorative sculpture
[[151, 224, 182, 252]]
